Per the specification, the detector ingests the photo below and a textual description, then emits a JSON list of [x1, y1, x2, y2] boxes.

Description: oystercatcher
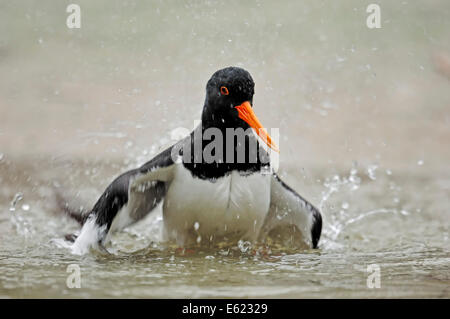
[[64, 66, 322, 254]]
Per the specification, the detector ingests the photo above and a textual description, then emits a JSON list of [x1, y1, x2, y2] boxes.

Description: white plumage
[[162, 163, 271, 246]]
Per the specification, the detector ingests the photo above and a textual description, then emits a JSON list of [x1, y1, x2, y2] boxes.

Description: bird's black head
[[201, 66, 278, 152], [202, 67, 254, 129]]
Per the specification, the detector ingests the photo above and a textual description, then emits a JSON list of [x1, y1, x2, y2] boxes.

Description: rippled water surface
[[0, 159, 448, 298], [1, 0, 449, 298]]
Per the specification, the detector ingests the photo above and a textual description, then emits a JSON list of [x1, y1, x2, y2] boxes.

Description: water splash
[[318, 162, 412, 249], [237, 240, 252, 253], [9, 192, 23, 212], [9, 193, 35, 238], [367, 164, 378, 180], [319, 164, 361, 212]]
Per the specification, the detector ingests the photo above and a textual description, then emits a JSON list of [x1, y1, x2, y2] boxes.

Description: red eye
[[220, 86, 229, 95]]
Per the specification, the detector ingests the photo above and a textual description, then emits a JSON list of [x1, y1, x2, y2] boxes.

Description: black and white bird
[[62, 67, 322, 254]]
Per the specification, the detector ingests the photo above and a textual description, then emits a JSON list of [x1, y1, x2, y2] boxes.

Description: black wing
[[262, 173, 322, 248], [78, 144, 177, 247]]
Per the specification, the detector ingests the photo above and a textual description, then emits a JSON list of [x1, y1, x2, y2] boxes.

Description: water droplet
[[124, 141, 133, 149], [342, 202, 349, 210], [318, 109, 328, 116], [367, 165, 378, 180], [321, 101, 336, 109], [237, 240, 252, 253], [196, 235, 202, 244], [417, 160, 424, 166], [21, 204, 30, 211], [10, 192, 23, 211], [194, 222, 200, 231]]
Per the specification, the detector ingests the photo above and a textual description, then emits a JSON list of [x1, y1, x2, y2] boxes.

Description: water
[[1, 1, 449, 298], [0, 158, 448, 298]]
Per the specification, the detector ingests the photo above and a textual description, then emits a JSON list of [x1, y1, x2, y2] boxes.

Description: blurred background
[[0, 0, 449, 298], [0, 0, 449, 171]]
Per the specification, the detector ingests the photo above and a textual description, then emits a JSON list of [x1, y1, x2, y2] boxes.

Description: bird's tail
[[53, 188, 92, 242], [54, 189, 90, 225]]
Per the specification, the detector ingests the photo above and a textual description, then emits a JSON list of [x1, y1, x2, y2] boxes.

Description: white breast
[[162, 163, 271, 246]]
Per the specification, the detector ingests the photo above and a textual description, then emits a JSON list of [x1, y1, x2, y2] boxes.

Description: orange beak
[[235, 101, 279, 153]]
